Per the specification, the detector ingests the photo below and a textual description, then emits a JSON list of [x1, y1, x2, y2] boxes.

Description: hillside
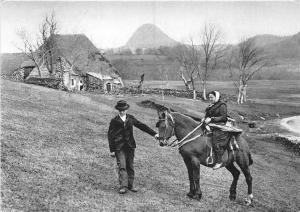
[[0, 53, 27, 76], [1, 79, 299, 211], [249, 33, 300, 61], [264, 32, 300, 60], [249, 34, 288, 47], [125, 24, 178, 49]]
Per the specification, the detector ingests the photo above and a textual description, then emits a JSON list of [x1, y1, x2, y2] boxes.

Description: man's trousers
[[115, 146, 135, 189]]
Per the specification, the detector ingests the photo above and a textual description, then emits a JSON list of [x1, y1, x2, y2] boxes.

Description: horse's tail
[[248, 152, 253, 166]]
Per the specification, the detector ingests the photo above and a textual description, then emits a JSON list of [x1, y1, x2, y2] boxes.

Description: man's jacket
[[108, 114, 156, 152]]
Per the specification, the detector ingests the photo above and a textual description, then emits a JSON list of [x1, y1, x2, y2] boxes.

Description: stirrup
[[206, 156, 214, 165]]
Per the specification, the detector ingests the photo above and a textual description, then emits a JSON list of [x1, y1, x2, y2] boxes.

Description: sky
[[1, 0, 300, 53]]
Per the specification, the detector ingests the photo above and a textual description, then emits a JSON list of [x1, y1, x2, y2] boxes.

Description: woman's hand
[[205, 117, 212, 124]]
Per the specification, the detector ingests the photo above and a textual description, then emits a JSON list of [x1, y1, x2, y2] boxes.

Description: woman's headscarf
[[208, 91, 220, 102], [214, 91, 220, 102]]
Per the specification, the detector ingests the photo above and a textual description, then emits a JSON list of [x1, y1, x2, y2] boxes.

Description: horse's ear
[[157, 105, 169, 114]]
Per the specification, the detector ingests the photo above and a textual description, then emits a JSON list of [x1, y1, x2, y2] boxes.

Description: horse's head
[[156, 109, 175, 146]]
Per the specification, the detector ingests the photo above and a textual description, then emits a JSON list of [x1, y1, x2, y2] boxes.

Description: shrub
[[25, 78, 61, 89]]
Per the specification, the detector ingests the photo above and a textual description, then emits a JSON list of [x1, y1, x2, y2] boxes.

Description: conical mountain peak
[[125, 23, 178, 49]]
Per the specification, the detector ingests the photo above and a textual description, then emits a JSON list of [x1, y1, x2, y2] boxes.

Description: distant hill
[[248, 33, 300, 60], [125, 24, 178, 49], [0, 53, 27, 76], [249, 34, 288, 47], [263, 32, 300, 60]]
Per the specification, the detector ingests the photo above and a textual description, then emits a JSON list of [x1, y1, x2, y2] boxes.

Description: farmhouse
[[26, 34, 123, 92]]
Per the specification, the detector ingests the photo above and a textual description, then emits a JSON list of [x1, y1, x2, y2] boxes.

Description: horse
[[155, 108, 254, 205]]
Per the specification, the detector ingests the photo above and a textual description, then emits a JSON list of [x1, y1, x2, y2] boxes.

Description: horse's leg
[[236, 155, 253, 205], [183, 156, 195, 198], [191, 157, 202, 200], [241, 166, 253, 205], [225, 162, 240, 201]]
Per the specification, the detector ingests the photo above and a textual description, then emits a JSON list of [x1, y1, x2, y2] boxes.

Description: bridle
[[158, 111, 177, 146], [158, 111, 204, 148]]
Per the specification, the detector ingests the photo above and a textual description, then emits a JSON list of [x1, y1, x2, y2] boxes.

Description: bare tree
[[172, 43, 199, 99], [200, 24, 224, 100], [17, 30, 43, 77], [228, 38, 269, 104], [17, 11, 58, 77], [41, 12, 58, 75]]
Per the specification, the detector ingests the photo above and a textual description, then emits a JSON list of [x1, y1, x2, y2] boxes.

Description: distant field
[[125, 80, 300, 106], [107, 54, 300, 81]]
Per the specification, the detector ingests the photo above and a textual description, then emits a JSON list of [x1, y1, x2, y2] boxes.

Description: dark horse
[[156, 109, 254, 205]]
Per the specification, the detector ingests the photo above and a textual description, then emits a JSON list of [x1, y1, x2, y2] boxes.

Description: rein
[[163, 112, 204, 148]]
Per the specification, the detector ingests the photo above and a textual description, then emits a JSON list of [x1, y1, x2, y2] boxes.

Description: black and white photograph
[[1, 0, 300, 211]]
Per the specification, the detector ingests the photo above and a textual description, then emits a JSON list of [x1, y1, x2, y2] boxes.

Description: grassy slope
[[1, 80, 300, 211]]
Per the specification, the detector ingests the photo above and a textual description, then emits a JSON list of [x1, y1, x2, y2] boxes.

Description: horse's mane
[[139, 100, 202, 122], [169, 109, 202, 123], [170, 111, 201, 124]]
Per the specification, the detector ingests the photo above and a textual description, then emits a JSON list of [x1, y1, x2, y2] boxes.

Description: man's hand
[[205, 117, 212, 124], [110, 152, 115, 158], [154, 134, 159, 139]]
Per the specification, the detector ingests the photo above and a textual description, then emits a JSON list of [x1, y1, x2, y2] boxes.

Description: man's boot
[[213, 146, 224, 170], [119, 187, 127, 194], [128, 177, 138, 192]]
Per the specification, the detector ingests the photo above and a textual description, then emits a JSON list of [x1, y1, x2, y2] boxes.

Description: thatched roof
[[27, 65, 50, 79], [21, 60, 36, 68], [48, 34, 119, 77]]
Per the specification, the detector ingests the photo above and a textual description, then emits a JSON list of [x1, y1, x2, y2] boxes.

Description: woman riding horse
[[156, 102, 253, 204], [204, 91, 229, 170]]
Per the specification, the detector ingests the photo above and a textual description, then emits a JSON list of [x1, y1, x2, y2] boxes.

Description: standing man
[[108, 100, 159, 194]]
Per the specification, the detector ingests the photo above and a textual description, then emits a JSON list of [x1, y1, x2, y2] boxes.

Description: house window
[[71, 79, 75, 86]]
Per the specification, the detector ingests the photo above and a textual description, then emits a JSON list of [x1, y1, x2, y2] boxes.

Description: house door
[[106, 83, 112, 92], [79, 80, 84, 91]]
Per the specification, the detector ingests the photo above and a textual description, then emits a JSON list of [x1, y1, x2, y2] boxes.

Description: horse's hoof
[[244, 198, 253, 206], [229, 195, 236, 201], [244, 194, 253, 206], [187, 192, 194, 198], [192, 193, 202, 201]]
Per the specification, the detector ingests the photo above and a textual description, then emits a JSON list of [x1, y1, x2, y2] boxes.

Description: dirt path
[[1, 80, 299, 211]]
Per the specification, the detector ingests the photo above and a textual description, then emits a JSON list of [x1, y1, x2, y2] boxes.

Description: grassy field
[[1, 79, 300, 211], [106, 54, 300, 81]]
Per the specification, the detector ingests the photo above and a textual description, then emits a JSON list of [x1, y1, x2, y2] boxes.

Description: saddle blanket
[[208, 123, 243, 133]]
